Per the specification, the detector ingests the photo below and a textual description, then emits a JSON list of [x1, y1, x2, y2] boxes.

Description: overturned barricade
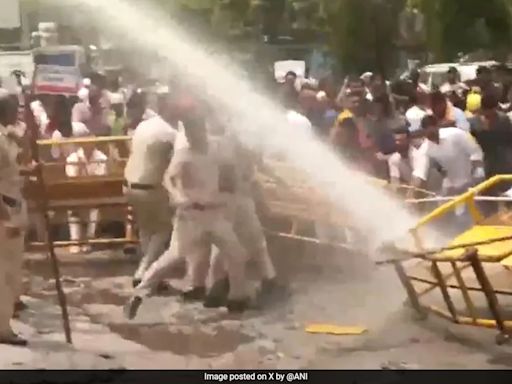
[[381, 175, 512, 345], [255, 159, 436, 252]]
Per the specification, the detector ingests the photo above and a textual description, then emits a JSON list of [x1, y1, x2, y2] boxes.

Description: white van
[[32, 45, 86, 95], [420, 61, 499, 89]]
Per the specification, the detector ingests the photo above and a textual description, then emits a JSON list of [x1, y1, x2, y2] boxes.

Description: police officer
[[125, 113, 249, 318], [124, 93, 179, 286], [0, 89, 28, 346]]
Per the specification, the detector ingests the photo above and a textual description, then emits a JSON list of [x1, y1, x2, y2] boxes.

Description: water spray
[[69, 0, 432, 252]]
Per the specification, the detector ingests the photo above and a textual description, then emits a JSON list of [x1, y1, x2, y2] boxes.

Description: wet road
[[15, 236, 512, 369]]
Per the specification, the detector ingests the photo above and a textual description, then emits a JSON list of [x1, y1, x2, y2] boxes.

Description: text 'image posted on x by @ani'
[[204, 371, 309, 383]]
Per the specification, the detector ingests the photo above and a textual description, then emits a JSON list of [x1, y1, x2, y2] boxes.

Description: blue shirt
[[453, 107, 470, 132]]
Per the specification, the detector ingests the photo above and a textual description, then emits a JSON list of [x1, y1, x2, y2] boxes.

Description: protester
[[469, 93, 512, 195], [108, 93, 127, 136], [72, 74, 112, 137], [405, 87, 431, 133], [413, 115, 484, 197], [387, 126, 441, 195], [329, 116, 373, 174], [430, 90, 470, 131], [281, 87, 314, 137], [440, 67, 468, 97], [475, 66, 500, 98], [465, 91, 481, 118], [49, 95, 89, 160], [410, 115, 484, 231], [65, 126, 108, 254]]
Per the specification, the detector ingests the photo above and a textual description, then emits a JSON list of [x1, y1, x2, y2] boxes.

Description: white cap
[[360, 72, 373, 80], [82, 78, 91, 87]]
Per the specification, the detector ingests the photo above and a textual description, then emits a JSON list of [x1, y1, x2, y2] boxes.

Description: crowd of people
[[281, 66, 512, 201], [2, 62, 512, 345]]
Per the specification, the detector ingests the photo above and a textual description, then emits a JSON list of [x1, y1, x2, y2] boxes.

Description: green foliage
[[324, 0, 404, 76], [323, 0, 512, 74], [419, 0, 512, 61]]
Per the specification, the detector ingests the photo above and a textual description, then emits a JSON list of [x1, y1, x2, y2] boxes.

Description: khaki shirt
[[166, 147, 221, 207], [124, 116, 178, 185], [0, 123, 22, 200]]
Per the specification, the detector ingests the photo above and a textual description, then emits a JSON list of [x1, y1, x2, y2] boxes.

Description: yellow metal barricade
[[23, 135, 137, 251], [387, 175, 512, 344], [256, 159, 437, 251]]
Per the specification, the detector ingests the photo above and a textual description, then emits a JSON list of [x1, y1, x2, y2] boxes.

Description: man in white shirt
[[124, 96, 179, 286], [412, 115, 484, 197], [281, 85, 314, 136], [387, 126, 442, 195], [286, 109, 313, 136], [0, 90, 28, 346], [125, 115, 249, 318], [405, 88, 430, 133], [65, 128, 108, 254]]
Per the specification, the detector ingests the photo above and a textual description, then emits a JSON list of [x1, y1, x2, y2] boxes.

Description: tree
[[418, 0, 512, 61], [324, 0, 404, 76]]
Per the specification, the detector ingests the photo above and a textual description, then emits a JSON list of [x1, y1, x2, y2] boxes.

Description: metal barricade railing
[[385, 175, 512, 344], [257, 160, 437, 251], [24, 135, 136, 251]]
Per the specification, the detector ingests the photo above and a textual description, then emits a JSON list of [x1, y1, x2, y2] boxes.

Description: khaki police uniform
[[133, 145, 248, 302], [207, 135, 276, 286], [0, 123, 27, 339], [124, 116, 177, 281]]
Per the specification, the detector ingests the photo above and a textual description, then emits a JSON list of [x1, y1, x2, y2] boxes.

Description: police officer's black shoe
[[182, 287, 206, 302], [226, 299, 249, 314], [0, 332, 28, 347], [261, 278, 279, 296], [203, 278, 230, 308], [124, 296, 143, 320], [209, 278, 229, 298], [203, 295, 226, 308]]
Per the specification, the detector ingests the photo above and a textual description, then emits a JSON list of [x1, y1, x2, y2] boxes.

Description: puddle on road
[[109, 323, 254, 357], [26, 256, 255, 357]]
